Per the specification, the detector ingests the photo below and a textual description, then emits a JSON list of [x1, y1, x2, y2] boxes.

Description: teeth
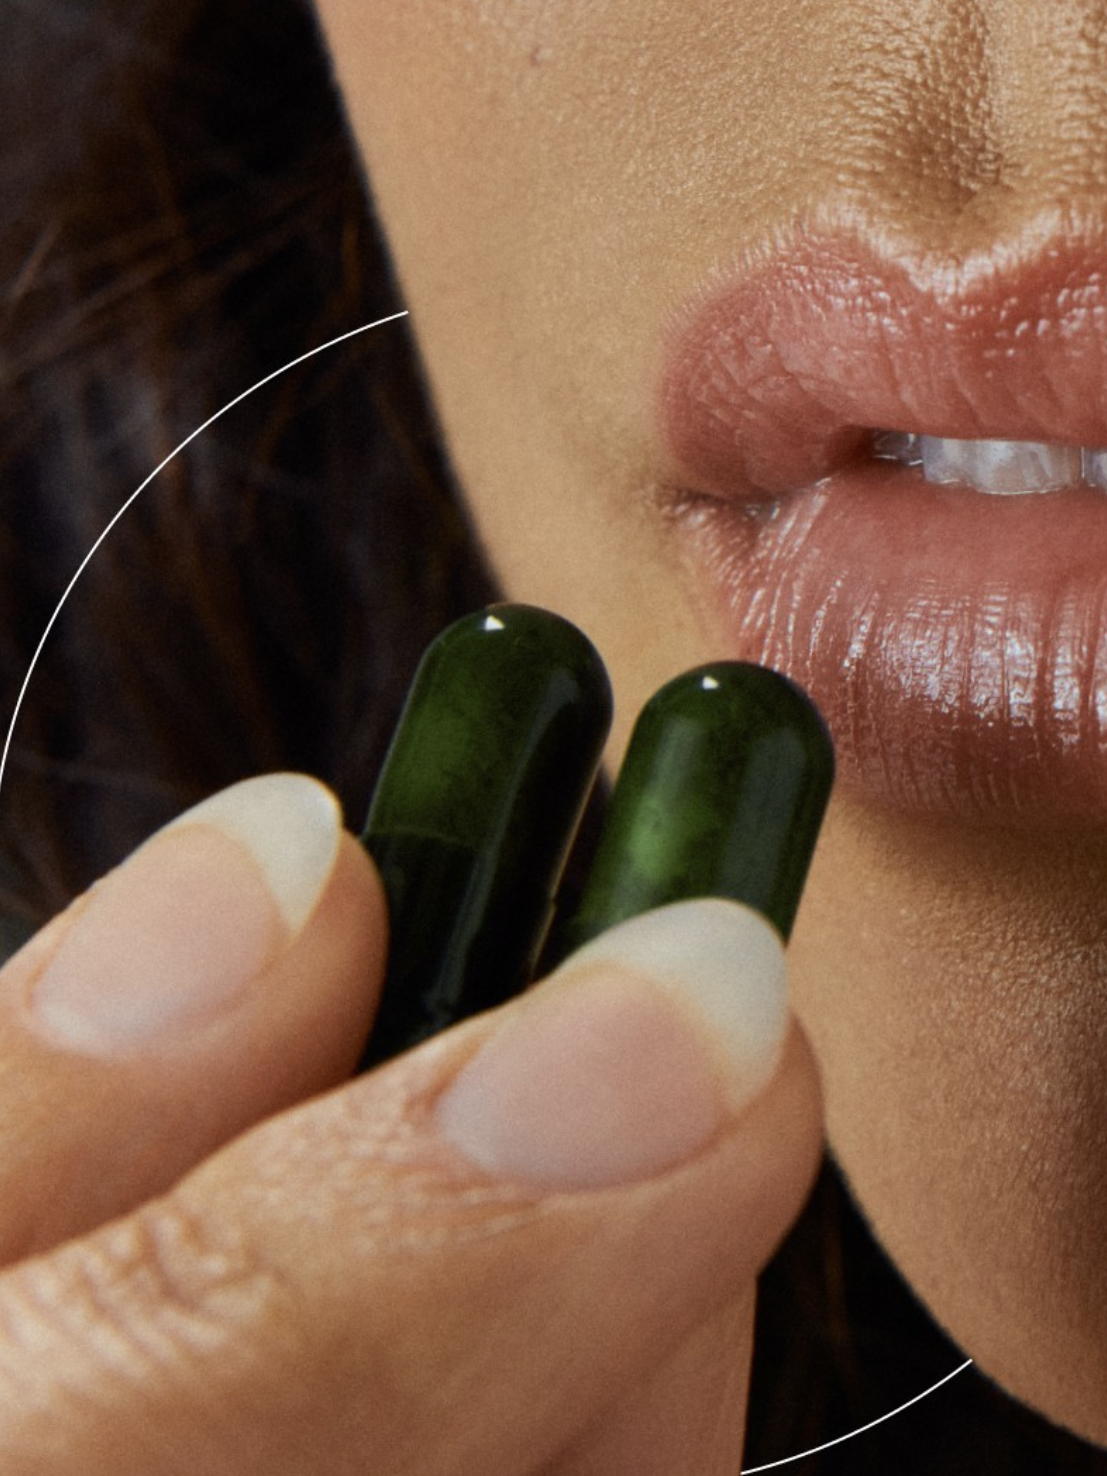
[[1084, 448, 1107, 489], [874, 432, 1107, 494], [922, 437, 1083, 494], [872, 431, 923, 466]]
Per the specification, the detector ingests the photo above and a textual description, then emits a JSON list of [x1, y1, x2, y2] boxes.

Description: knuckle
[[97, 1196, 293, 1364], [0, 1196, 299, 1460]]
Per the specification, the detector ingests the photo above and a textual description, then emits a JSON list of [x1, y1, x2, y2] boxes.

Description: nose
[[818, 0, 1107, 245]]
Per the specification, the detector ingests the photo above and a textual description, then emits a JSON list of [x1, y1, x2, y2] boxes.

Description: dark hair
[[0, 0, 496, 929], [0, 3, 1101, 1471]]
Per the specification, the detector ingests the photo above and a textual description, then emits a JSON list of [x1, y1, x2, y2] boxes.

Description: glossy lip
[[657, 222, 1107, 823]]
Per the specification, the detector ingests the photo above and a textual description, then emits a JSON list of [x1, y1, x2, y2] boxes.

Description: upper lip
[[658, 217, 1107, 498]]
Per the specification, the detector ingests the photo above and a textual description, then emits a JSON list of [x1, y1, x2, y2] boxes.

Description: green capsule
[[358, 603, 612, 1068], [548, 663, 833, 959]]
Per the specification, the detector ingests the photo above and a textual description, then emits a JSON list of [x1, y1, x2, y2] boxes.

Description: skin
[[0, 794, 820, 1471], [311, 0, 1107, 1444]]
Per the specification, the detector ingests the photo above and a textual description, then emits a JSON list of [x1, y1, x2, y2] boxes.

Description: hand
[[0, 773, 822, 1474]]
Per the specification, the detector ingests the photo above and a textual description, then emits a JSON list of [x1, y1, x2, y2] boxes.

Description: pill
[[359, 603, 612, 1067], [548, 662, 833, 959]]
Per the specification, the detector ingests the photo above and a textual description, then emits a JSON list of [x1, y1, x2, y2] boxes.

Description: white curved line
[[0, 309, 410, 793], [740, 1358, 975, 1472], [4, 307, 977, 1472]]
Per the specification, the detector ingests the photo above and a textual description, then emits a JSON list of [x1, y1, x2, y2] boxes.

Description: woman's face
[[313, 0, 1107, 1442]]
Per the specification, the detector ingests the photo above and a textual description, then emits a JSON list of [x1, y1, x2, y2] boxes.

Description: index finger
[[0, 774, 386, 1264]]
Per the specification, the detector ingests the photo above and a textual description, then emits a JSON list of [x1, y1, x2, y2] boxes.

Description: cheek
[[311, 1, 557, 145], [310, 0, 458, 68], [310, 0, 814, 247]]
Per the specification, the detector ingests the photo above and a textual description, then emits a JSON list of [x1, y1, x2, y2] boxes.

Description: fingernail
[[27, 773, 341, 1055], [436, 897, 788, 1189]]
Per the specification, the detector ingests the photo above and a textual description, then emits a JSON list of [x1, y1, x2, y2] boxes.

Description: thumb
[[0, 898, 822, 1475]]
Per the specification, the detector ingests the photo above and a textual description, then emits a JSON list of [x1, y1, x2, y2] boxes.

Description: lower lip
[[670, 462, 1107, 823]]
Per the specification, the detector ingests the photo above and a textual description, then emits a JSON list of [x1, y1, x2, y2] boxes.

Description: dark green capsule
[[548, 662, 833, 959], [358, 604, 612, 1068]]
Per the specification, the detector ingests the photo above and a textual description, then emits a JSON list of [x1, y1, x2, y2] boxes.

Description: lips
[[657, 227, 1107, 822]]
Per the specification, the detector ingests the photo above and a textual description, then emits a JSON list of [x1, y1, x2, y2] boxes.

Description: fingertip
[[719, 1014, 824, 1267], [280, 827, 390, 1068], [204, 823, 390, 1101], [434, 899, 820, 1203], [0, 789, 392, 1260]]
